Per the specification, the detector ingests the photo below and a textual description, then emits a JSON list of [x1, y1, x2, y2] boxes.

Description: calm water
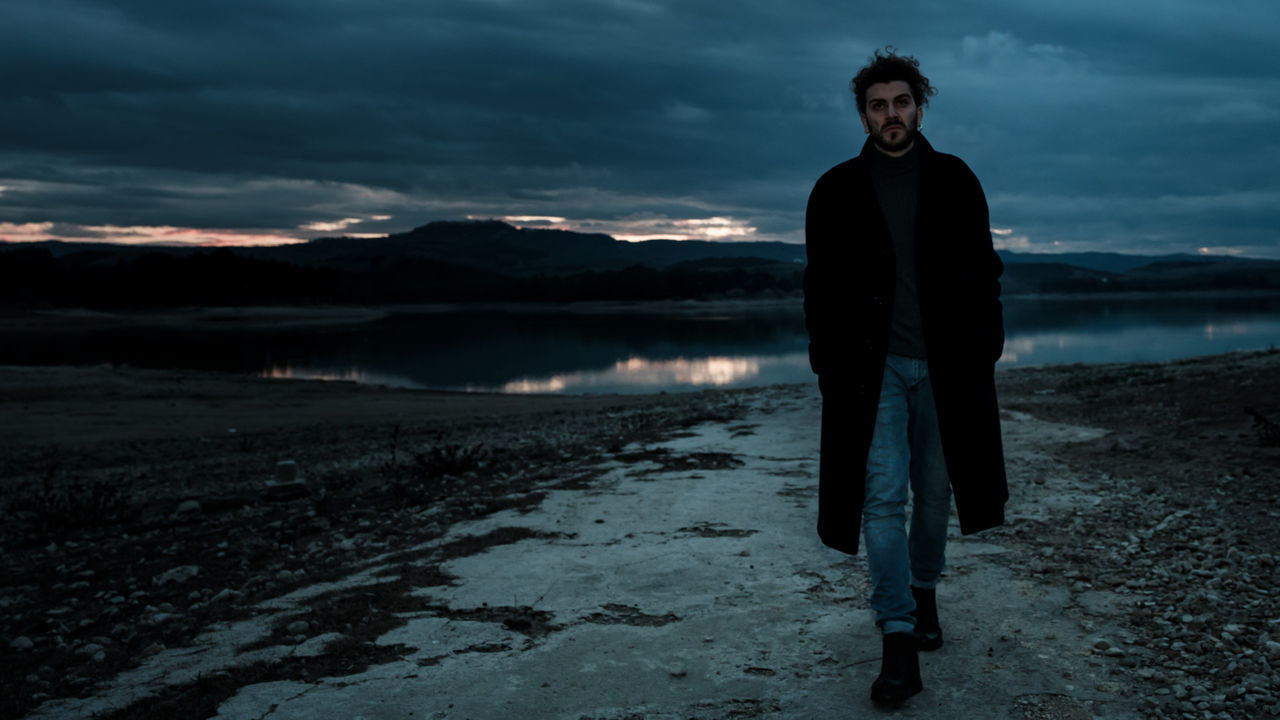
[[4, 295, 1279, 393]]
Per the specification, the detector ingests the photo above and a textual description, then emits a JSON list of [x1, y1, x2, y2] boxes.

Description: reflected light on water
[[998, 335, 1052, 365], [497, 356, 761, 394], [262, 364, 425, 388], [1203, 321, 1251, 339]]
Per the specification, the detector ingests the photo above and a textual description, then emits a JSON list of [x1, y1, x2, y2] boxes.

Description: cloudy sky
[[2, 0, 1277, 257]]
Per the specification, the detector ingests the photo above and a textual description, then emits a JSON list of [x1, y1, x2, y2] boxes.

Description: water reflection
[[997, 310, 1280, 366], [489, 356, 767, 394], [3, 295, 1278, 394], [265, 353, 810, 394], [261, 364, 432, 389]]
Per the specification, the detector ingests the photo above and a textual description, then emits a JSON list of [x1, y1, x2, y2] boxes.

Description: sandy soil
[[2, 349, 1279, 719]]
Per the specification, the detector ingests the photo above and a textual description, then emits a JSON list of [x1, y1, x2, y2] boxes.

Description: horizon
[[3, 217, 1278, 262]]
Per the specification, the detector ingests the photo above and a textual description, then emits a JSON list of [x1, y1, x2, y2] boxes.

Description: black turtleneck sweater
[[869, 142, 927, 359]]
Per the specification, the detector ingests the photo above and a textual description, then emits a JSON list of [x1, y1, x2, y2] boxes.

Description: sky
[[1, 0, 1278, 257]]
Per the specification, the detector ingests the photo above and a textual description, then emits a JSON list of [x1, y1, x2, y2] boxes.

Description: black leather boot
[[910, 585, 943, 651], [870, 631, 923, 703]]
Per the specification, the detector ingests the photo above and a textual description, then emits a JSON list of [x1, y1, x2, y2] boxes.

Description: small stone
[[11, 636, 34, 650], [76, 643, 104, 657], [293, 632, 343, 657], [301, 515, 331, 533], [174, 500, 201, 516], [286, 620, 309, 635], [209, 588, 242, 604], [1094, 639, 1112, 651], [153, 565, 201, 587], [276, 460, 299, 482], [668, 663, 687, 678], [263, 479, 309, 501]]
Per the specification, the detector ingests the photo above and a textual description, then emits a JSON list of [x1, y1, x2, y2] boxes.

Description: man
[[803, 48, 1008, 704]]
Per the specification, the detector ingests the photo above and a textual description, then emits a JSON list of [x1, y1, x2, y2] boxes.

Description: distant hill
[[997, 251, 1280, 294], [247, 220, 806, 275], [3, 220, 1279, 307], [996, 250, 1244, 273]]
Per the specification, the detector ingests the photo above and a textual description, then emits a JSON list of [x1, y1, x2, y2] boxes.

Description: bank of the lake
[[2, 349, 1278, 719]]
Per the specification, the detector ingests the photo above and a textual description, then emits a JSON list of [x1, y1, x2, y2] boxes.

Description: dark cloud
[[0, 0, 1276, 255]]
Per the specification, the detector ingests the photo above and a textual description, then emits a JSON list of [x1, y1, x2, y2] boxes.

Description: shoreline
[[3, 286, 1279, 324], [2, 350, 1279, 718]]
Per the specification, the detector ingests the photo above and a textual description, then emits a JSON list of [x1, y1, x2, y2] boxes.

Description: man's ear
[[916, 107, 923, 127], [860, 113, 870, 135]]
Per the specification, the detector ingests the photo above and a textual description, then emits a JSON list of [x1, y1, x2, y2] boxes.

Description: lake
[[3, 294, 1279, 394]]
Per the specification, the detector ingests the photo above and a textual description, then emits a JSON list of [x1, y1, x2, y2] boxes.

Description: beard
[[871, 118, 918, 155]]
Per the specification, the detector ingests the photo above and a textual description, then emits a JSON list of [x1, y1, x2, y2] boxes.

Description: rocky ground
[[994, 349, 1280, 719], [0, 368, 748, 720], [1, 349, 1279, 720]]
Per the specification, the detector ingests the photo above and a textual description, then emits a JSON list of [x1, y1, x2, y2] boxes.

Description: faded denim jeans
[[863, 353, 951, 635]]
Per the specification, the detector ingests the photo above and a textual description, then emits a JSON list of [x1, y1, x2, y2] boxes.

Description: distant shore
[[6, 287, 1280, 314]]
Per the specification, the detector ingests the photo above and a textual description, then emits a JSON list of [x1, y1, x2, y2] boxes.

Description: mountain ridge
[[4, 220, 1279, 306]]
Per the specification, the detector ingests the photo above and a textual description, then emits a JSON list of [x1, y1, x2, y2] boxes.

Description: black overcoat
[[803, 134, 1008, 556]]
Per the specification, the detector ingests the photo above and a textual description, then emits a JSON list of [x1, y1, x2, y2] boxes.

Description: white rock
[[76, 643, 104, 657], [153, 565, 202, 586], [276, 460, 299, 482], [209, 588, 243, 604], [11, 636, 34, 650], [293, 632, 343, 657]]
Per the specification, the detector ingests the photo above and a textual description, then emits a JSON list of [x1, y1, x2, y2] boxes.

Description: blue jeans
[[863, 354, 951, 635]]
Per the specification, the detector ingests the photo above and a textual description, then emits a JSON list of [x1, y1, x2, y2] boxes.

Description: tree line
[[0, 247, 805, 308]]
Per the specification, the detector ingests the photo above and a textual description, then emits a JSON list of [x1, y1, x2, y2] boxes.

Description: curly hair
[[850, 47, 937, 114]]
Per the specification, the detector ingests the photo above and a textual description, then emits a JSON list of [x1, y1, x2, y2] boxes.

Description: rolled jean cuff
[[911, 575, 940, 590], [883, 620, 915, 636]]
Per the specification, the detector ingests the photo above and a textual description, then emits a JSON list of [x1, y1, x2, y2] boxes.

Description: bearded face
[[860, 80, 922, 156]]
